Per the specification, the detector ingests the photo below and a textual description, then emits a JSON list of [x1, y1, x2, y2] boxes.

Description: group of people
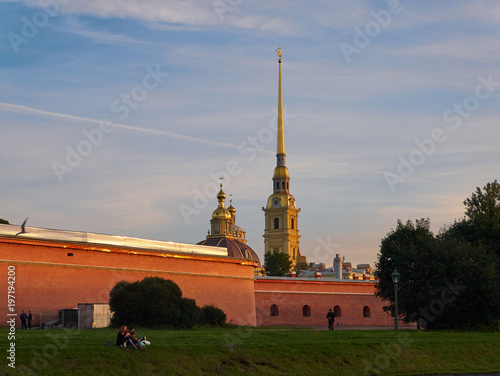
[[19, 310, 33, 329], [116, 325, 150, 350]]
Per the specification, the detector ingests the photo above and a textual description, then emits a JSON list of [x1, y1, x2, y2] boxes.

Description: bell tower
[[262, 48, 305, 266]]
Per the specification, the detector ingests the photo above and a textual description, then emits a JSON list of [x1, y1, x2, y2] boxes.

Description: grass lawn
[[2, 326, 499, 375]]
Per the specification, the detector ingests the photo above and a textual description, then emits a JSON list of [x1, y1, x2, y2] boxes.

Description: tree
[[433, 232, 499, 330], [293, 261, 309, 275], [461, 180, 500, 257], [264, 252, 293, 276], [464, 180, 500, 222], [0, 218, 9, 224], [375, 218, 438, 326], [110, 277, 211, 329], [375, 183, 500, 330]]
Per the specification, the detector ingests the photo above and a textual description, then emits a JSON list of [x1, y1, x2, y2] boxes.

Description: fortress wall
[[0, 238, 257, 327], [255, 278, 393, 327]]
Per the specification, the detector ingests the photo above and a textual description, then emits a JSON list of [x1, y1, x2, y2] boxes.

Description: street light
[[391, 268, 400, 331]]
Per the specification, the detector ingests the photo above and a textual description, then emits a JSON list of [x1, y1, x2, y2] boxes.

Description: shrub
[[200, 305, 226, 327], [110, 277, 190, 328]]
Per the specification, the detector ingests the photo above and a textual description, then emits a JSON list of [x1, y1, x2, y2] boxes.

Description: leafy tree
[[432, 234, 499, 330], [110, 277, 212, 329], [0, 218, 9, 224], [376, 182, 500, 330], [264, 252, 292, 276], [464, 180, 500, 222], [293, 261, 309, 275], [375, 218, 438, 325], [460, 180, 500, 257]]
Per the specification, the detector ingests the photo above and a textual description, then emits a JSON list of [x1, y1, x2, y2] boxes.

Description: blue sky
[[1, 0, 499, 267]]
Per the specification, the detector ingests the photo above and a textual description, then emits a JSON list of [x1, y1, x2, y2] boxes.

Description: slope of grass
[[2, 327, 500, 375]]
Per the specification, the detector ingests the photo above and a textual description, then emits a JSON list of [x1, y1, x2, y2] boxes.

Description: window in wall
[[302, 305, 311, 317], [291, 218, 295, 229], [282, 181, 285, 189], [292, 248, 296, 259], [274, 218, 279, 229], [215, 221, 220, 234], [270, 304, 279, 317], [273, 247, 279, 253], [276, 182, 279, 190], [334, 305, 342, 318], [363, 306, 371, 318]]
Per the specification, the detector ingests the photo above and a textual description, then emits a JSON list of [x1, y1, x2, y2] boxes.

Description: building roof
[[197, 236, 261, 267], [0, 223, 226, 257]]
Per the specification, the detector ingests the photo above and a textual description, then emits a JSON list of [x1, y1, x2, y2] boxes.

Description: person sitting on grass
[[128, 327, 143, 350], [116, 325, 129, 348]]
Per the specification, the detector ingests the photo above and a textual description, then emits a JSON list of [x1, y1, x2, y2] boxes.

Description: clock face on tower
[[272, 198, 281, 208]]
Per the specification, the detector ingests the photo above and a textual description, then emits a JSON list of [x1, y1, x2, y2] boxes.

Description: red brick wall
[[1, 237, 398, 330], [255, 278, 393, 327], [0, 238, 257, 327]]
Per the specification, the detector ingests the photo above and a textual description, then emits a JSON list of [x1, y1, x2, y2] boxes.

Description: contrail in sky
[[0, 102, 244, 150], [0, 102, 433, 183]]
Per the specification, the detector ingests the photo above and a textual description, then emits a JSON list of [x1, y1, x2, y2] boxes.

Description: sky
[[1, 0, 499, 268]]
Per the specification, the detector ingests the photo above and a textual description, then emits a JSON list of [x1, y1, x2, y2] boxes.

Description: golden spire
[[275, 45, 282, 58], [216, 175, 226, 208], [276, 46, 285, 157]]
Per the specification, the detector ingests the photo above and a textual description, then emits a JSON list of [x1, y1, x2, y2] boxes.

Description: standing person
[[20, 310, 27, 329], [27, 311, 33, 329], [326, 308, 335, 330]]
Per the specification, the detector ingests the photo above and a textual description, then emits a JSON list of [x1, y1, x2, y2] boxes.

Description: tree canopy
[[375, 181, 500, 330], [109, 277, 226, 329], [264, 251, 293, 276], [0, 218, 9, 224], [464, 180, 500, 222]]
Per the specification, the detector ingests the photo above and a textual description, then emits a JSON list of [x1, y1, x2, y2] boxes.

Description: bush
[[200, 305, 226, 327], [179, 298, 202, 329], [110, 277, 193, 329], [109, 277, 228, 329]]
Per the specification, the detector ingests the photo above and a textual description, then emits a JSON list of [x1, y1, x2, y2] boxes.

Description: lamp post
[[391, 268, 400, 331]]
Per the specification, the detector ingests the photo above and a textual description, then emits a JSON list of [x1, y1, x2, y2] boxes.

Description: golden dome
[[273, 166, 289, 179], [217, 188, 226, 200], [212, 207, 231, 220]]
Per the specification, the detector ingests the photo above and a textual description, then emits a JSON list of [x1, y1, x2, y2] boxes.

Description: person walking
[[326, 308, 335, 330]]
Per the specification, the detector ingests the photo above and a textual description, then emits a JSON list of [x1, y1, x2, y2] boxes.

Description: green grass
[[2, 327, 500, 375]]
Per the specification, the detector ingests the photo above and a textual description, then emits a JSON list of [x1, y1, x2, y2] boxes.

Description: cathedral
[[0, 51, 393, 329], [262, 49, 306, 266], [197, 49, 305, 268]]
